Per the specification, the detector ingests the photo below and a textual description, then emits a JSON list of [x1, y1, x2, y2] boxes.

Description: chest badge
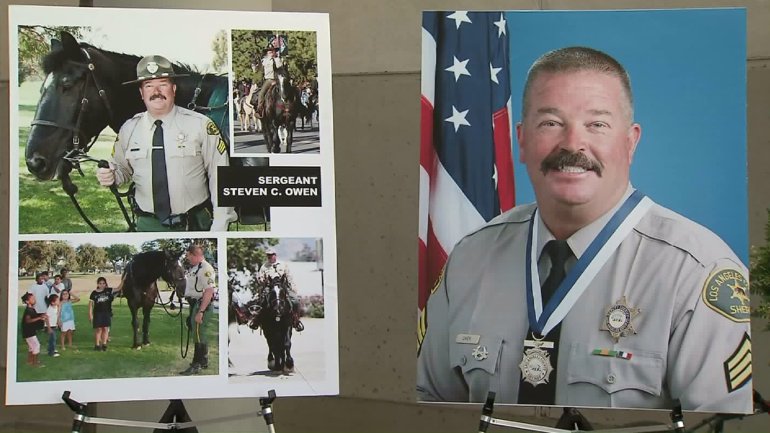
[[600, 295, 640, 342], [471, 345, 488, 361], [176, 133, 187, 149]]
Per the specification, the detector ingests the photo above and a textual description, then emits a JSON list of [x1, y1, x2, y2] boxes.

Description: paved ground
[[227, 318, 326, 393], [232, 116, 320, 154]]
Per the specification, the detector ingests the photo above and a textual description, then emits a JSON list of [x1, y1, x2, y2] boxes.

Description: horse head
[[163, 251, 186, 298], [26, 31, 140, 181], [274, 64, 294, 104], [262, 273, 290, 318]]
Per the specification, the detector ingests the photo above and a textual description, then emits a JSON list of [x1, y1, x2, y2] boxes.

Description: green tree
[[231, 30, 317, 86], [226, 238, 278, 272], [76, 243, 107, 273], [49, 241, 77, 271], [750, 209, 770, 327], [18, 241, 53, 273], [211, 29, 228, 73], [17, 25, 87, 85], [105, 244, 138, 271]]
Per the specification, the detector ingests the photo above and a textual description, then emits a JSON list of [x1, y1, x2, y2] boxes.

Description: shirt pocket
[[126, 146, 150, 181], [450, 334, 503, 374], [166, 133, 201, 158], [566, 342, 664, 396]]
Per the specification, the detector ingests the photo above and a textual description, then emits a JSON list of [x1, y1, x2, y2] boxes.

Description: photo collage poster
[[7, 5, 338, 404], [417, 9, 752, 413]]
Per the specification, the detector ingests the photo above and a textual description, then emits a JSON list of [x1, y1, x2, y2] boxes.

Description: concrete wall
[[2, 1, 769, 432]]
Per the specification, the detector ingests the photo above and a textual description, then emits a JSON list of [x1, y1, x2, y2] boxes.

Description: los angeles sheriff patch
[[702, 269, 750, 322], [206, 120, 219, 136]]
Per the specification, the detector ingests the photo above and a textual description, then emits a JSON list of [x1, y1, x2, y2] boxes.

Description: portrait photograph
[[417, 8, 751, 413]]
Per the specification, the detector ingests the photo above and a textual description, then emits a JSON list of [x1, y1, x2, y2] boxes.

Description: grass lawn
[[15, 302, 219, 382], [16, 80, 267, 233]]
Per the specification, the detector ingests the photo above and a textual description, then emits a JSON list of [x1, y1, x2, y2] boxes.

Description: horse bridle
[[31, 48, 117, 156], [30, 47, 135, 232]]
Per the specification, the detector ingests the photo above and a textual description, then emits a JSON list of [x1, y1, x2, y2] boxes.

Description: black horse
[[26, 31, 230, 182], [117, 251, 186, 349], [261, 62, 299, 153], [23, 31, 264, 231], [254, 274, 294, 373]]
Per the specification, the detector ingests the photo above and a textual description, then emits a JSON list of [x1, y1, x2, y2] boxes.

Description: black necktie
[[518, 239, 572, 405], [152, 119, 171, 222], [540, 240, 571, 306]]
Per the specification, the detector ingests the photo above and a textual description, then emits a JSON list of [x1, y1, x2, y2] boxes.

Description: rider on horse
[[257, 248, 304, 332], [255, 47, 283, 118]]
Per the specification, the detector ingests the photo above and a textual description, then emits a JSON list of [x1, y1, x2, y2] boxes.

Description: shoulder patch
[[217, 138, 226, 155], [417, 307, 428, 354], [431, 266, 445, 296], [723, 332, 751, 393], [701, 269, 750, 322], [206, 120, 220, 136]]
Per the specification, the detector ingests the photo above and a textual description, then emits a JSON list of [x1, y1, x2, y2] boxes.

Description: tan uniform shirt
[[111, 105, 236, 230], [258, 260, 298, 298], [184, 260, 216, 300], [262, 57, 284, 80], [417, 187, 752, 413]]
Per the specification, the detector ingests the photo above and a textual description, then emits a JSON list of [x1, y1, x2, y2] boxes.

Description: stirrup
[[294, 320, 305, 332]]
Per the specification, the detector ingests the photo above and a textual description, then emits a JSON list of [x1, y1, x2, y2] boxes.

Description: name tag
[[455, 334, 480, 344]]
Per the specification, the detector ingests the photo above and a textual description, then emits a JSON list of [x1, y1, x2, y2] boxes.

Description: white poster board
[[7, 5, 338, 405]]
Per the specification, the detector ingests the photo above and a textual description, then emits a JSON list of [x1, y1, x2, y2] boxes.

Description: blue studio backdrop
[[507, 8, 748, 263]]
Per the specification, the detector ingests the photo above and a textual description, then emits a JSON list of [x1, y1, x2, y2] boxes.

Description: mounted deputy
[[257, 248, 304, 332], [254, 46, 283, 118]]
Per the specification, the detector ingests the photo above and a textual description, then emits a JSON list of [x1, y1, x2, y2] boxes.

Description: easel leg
[[555, 407, 593, 430], [154, 400, 198, 433]]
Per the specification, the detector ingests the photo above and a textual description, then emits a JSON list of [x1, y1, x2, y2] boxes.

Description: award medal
[[520, 190, 652, 386], [519, 334, 555, 386], [600, 296, 640, 342]]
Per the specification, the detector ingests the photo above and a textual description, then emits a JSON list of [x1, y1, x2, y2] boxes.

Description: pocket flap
[[566, 343, 664, 396], [450, 333, 504, 375]]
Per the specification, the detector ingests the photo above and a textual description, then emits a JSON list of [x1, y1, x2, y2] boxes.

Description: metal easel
[[477, 392, 683, 433], [62, 389, 278, 432]]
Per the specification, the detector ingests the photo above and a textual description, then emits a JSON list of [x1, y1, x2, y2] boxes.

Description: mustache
[[540, 149, 603, 177], [149, 93, 167, 101]]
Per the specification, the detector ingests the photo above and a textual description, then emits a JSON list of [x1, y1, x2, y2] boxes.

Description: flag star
[[445, 106, 471, 132], [493, 164, 499, 187], [493, 13, 507, 37], [447, 11, 472, 29], [490, 63, 502, 84], [446, 56, 471, 82]]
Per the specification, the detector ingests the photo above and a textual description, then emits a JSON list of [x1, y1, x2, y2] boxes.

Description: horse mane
[[42, 42, 140, 75]]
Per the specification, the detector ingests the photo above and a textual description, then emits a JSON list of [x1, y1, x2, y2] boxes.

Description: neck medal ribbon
[[525, 189, 652, 338]]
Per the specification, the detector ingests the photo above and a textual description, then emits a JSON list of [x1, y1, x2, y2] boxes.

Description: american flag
[[418, 11, 515, 350]]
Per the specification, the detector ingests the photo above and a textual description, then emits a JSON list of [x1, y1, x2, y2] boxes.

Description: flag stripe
[[419, 11, 515, 342]]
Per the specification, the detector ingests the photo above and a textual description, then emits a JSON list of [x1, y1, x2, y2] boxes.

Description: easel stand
[[477, 392, 683, 433], [62, 389, 278, 432]]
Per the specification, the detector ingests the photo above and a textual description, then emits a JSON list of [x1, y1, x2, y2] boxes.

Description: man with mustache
[[417, 47, 752, 413], [96, 55, 236, 231]]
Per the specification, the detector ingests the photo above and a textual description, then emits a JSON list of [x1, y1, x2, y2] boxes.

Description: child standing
[[45, 294, 61, 357], [89, 277, 113, 351], [21, 293, 46, 367], [59, 290, 80, 350]]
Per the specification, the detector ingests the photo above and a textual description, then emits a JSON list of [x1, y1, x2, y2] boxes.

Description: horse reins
[[33, 47, 135, 232]]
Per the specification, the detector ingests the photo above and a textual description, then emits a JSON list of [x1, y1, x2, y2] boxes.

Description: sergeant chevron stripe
[[723, 332, 752, 393]]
